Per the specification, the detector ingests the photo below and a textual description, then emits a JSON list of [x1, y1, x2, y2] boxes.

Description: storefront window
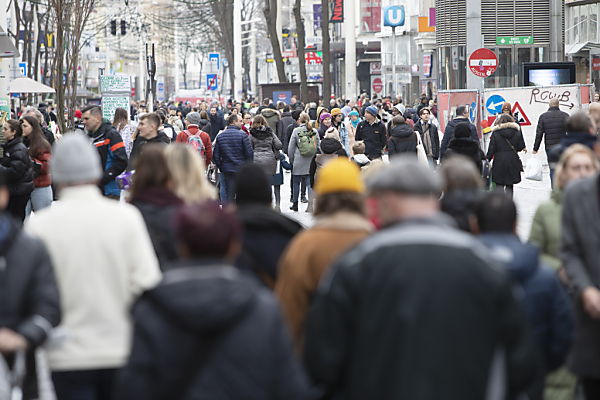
[[534, 47, 547, 62], [591, 4, 598, 43], [517, 48, 531, 87], [498, 48, 513, 88], [574, 6, 580, 43], [438, 46, 466, 90]]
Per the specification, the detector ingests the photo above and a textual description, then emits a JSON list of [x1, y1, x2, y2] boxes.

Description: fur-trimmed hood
[[491, 122, 520, 132]]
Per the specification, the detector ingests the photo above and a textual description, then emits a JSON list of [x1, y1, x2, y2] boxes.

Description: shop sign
[[593, 58, 600, 71], [361, 0, 381, 33], [370, 62, 381, 75], [423, 54, 432, 77], [330, 0, 344, 22], [496, 36, 533, 45]]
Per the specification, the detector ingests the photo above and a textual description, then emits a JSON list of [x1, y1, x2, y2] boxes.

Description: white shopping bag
[[525, 155, 543, 182]]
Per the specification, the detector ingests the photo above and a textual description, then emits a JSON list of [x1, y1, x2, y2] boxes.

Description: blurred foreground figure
[[0, 171, 60, 399], [303, 155, 543, 400], [114, 202, 310, 400], [26, 133, 162, 400]]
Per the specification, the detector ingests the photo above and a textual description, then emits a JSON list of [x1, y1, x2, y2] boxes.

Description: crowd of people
[[1, 90, 600, 400]]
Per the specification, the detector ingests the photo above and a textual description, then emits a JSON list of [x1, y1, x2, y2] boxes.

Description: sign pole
[[392, 26, 396, 100]]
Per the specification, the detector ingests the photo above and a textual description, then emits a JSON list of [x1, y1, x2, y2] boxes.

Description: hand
[[582, 287, 600, 319], [532, 150, 538, 155], [0, 328, 27, 355], [522, 148, 528, 154], [558, 267, 570, 286]]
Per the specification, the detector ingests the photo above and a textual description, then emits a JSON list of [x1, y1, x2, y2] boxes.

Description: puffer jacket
[[261, 108, 281, 140], [249, 125, 283, 175], [88, 120, 128, 196], [0, 215, 60, 399], [486, 122, 526, 185], [533, 107, 569, 152], [0, 138, 34, 196], [309, 138, 347, 187], [388, 124, 417, 157], [479, 233, 574, 371], [213, 125, 254, 173], [440, 117, 479, 160], [113, 262, 310, 400], [32, 149, 51, 188]]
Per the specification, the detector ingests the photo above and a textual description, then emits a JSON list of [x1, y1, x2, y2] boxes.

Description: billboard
[[361, 0, 381, 33]]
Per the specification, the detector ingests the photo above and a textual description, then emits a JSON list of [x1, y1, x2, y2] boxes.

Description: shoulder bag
[[503, 137, 524, 172], [414, 131, 429, 167]]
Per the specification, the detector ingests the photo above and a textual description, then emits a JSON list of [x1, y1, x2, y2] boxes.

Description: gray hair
[[23, 106, 43, 123], [367, 155, 443, 195]]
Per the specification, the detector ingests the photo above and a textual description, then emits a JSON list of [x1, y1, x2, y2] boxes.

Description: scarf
[[422, 121, 433, 158], [349, 111, 360, 128]]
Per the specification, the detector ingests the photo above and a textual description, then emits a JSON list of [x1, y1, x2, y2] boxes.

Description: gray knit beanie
[[51, 132, 102, 184], [186, 112, 201, 125]]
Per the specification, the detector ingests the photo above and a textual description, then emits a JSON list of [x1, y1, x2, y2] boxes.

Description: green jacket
[[528, 190, 562, 271]]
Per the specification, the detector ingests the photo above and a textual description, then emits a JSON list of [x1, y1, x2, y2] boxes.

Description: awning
[[8, 77, 55, 94], [566, 41, 600, 55], [0, 27, 19, 58]]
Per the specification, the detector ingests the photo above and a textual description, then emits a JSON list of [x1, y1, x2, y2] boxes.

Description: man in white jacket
[[26, 133, 162, 400]]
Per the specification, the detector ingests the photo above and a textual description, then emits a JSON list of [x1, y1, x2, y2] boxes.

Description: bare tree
[[320, 0, 331, 102], [293, 0, 308, 103], [263, 0, 285, 82]]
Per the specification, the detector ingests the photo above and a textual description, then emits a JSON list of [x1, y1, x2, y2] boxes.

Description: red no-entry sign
[[372, 78, 383, 93], [468, 48, 498, 77]]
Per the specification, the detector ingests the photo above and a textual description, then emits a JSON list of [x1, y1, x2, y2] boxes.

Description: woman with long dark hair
[[113, 107, 133, 157], [0, 119, 34, 222], [21, 115, 52, 217]]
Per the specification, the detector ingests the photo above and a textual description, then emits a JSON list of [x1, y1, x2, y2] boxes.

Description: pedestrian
[[288, 113, 320, 212], [440, 106, 480, 160], [165, 144, 217, 205], [589, 102, 600, 134], [276, 157, 372, 353], [351, 141, 372, 171], [156, 109, 176, 142], [212, 113, 254, 203], [387, 115, 417, 158], [113, 202, 311, 400], [113, 107, 133, 157], [314, 107, 327, 130], [175, 112, 213, 168], [303, 155, 544, 400], [129, 112, 171, 169], [249, 115, 283, 180], [129, 145, 184, 267], [280, 106, 295, 140], [330, 108, 349, 154], [0, 120, 33, 222], [439, 155, 483, 232], [272, 150, 293, 211], [533, 98, 569, 185], [307, 102, 318, 121], [413, 107, 439, 169], [169, 109, 184, 134], [283, 110, 301, 155], [0, 171, 60, 400], [22, 107, 55, 146], [81, 105, 128, 199], [25, 133, 162, 400], [242, 112, 252, 135], [443, 123, 485, 169], [317, 112, 332, 140], [309, 127, 348, 195], [347, 110, 361, 156], [415, 95, 429, 114], [234, 163, 303, 285], [20, 116, 52, 218], [197, 110, 212, 137], [261, 103, 282, 140], [486, 113, 527, 198], [209, 105, 225, 136], [475, 192, 573, 393], [355, 105, 386, 160]]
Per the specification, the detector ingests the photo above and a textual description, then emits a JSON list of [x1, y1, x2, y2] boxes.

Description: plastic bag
[[525, 155, 543, 182]]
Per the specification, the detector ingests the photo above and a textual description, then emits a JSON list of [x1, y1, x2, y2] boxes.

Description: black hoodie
[[387, 124, 417, 157], [309, 138, 347, 187], [445, 138, 484, 169], [113, 262, 310, 400]]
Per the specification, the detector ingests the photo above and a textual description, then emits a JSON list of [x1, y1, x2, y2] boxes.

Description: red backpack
[[184, 130, 205, 157]]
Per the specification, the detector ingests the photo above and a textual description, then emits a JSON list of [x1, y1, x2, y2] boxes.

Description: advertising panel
[[360, 0, 381, 33]]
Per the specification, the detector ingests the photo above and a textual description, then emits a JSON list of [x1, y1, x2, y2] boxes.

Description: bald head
[[589, 102, 600, 127], [549, 98, 560, 107]]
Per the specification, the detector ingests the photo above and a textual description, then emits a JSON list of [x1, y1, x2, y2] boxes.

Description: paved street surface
[[277, 158, 553, 242]]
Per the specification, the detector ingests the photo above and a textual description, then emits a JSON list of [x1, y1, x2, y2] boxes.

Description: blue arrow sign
[[486, 94, 505, 115], [469, 101, 476, 123], [383, 5, 405, 27]]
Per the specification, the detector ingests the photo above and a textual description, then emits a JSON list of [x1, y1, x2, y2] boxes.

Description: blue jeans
[[52, 369, 116, 400], [25, 185, 53, 218], [548, 153, 554, 187], [219, 173, 227, 203], [292, 174, 310, 203], [221, 171, 237, 203]]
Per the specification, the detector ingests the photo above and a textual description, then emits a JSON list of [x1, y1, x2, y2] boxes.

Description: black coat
[[113, 262, 310, 400], [235, 205, 303, 285], [283, 121, 299, 155], [309, 138, 347, 187], [128, 131, 171, 171], [486, 122, 526, 185], [280, 112, 296, 142], [445, 138, 484, 169], [414, 121, 440, 160], [387, 124, 417, 157], [441, 188, 483, 232], [198, 119, 212, 138], [308, 107, 318, 121], [355, 120, 386, 159], [0, 215, 60, 399], [42, 126, 55, 146], [130, 187, 184, 267], [0, 138, 34, 196], [209, 114, 225, 135], [440, 117, 479, 160], [533, 107, 569, 152]]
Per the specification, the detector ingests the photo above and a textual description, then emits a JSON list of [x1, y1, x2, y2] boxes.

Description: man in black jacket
[[440, 106, 480, 160], [355, 105, 386, 160], [533, 98, 569, 185], [0, 173, 60, 400], [304, 157, 544, 400], [129, 112, 170, 170], [82, 105, 129, 198]]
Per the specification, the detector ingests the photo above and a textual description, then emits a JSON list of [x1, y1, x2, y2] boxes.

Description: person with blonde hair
[[164, 144, 216, 205]]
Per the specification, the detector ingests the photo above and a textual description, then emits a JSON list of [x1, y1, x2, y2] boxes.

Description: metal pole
[[233, 0, 242, 100], [392, 26, 396, 100], [251, 19, 257, 96], [138, 0, 144, 102], [0, 0, 9, 119], [344, 2, 356, 100]]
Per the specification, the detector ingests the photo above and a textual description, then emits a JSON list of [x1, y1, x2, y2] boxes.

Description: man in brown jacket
[[275, 158, 373, 353]]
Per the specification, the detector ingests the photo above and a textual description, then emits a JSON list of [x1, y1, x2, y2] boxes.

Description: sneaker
[[300, 197, 309, 203]]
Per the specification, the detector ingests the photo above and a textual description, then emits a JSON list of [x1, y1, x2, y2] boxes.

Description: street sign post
[[18, 62, 26, 77], [207, 73, 218, 91], [468, 48, 498, 78], [383, 5, 405, 99]]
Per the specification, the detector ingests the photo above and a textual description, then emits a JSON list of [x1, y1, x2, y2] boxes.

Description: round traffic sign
[[372, 78, 383, 94], [468, 48, 498, 78]]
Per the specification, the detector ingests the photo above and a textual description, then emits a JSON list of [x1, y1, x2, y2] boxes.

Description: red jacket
[[33, 150, 51, 188], [175, 125, 213, 167]]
